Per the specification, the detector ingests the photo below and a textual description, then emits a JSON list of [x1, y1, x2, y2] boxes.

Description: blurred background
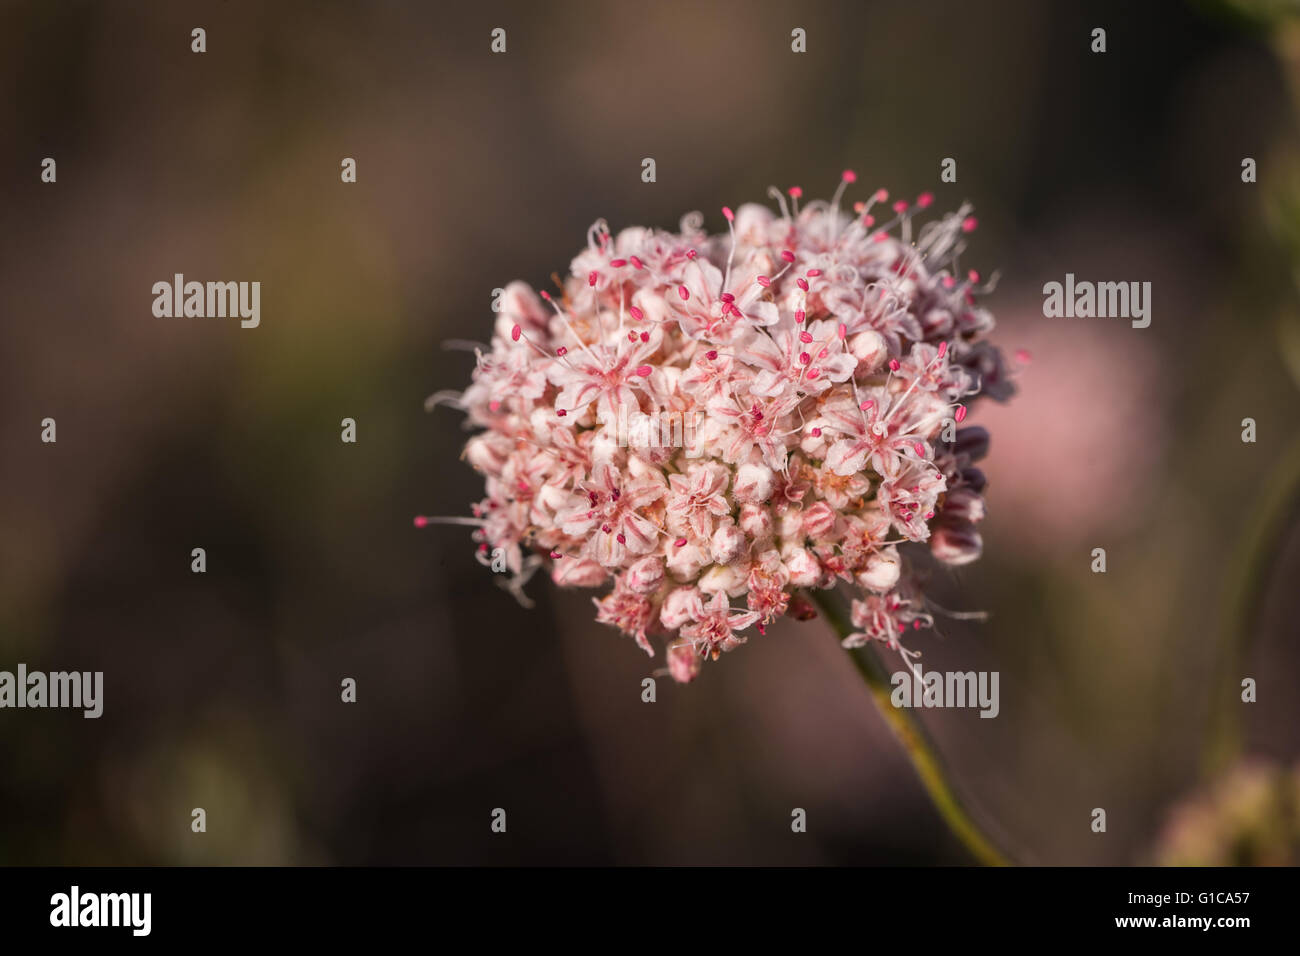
[[2, 0, 1299, 865]]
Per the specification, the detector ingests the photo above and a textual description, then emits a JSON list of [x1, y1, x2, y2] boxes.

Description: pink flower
[[677, 590, 762, 659], [430, 176, 1012, 681]]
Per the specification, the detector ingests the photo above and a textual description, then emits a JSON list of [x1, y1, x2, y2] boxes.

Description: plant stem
[[1204, 433, 1300, 777], [809, 588, 1011, 866]]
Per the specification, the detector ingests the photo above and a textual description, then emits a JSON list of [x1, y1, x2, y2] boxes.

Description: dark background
[[2, 0, 1298, 865]]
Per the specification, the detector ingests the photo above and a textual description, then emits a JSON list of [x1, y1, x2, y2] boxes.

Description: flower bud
[[942, 487, 986, 523], [739, 502, 774, 541], [930, 520, 983, 566], [660, 586, 703, 629], [699, 562, 743, 595], [734, 462, 776, 503], [953, 426, 990, 462], [856, 546, 901, 592], [710, 522, 746, 565], [665, 540, 710, 581], [667, 642, 702, 683], [626, 555, 665, 594], [849, 330, 888, 374], [552, 557, 609, 588], [801, 501, 837, 540], [785, 547, 821, 587]]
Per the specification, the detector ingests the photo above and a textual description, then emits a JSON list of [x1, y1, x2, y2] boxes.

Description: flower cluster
[[428, 173, 1012, 681]]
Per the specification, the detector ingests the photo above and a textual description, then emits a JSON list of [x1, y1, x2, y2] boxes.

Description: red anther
[[788, 186, 803, 198], [674, 537, 687, 548], [863, 214, 875, 227], [678, 286, 690, 300], [629, 305, 644, 320], [917, 192, 934, 208], [842, 169, 857, 183], [889, 359, 900, 371], [810, 427, 822, 437], [557, 408, 567, 417], [955, 405, 968, 422], [937, 341, 948, 358], [837, 323, 847, 339], [794, 310, 806, 323], [720, 292, 735, 303], [511, 324, 521, 341], [799, 352, 811, 365], [875, 188, 888, 202], [892, 200, 908, 214], [588, 271, 598, 287], [413, 516, 428, 528], [610, 258, 627, 267], [722, 206, 735, 222], [807, 268, 823, 277], [796, 278, 809, 291], [781, 250, 795, 262], [640, 331, 649, 342], [799, 331, 813, 343], [968, 269, 980, 283], [635, 365, 653, 377], [757, 275, 771, 287], [705, 350, 718, 360], [913, 441, 925, 456], [686, 249, 698, 259], [556, 346, 567, 356], [629, 255, 643, 269], [962, 216, 978, 232]]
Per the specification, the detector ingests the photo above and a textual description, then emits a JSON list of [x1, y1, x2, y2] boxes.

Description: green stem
[[809, 588, 1011, 866], [1204, 433, 1300, 776]]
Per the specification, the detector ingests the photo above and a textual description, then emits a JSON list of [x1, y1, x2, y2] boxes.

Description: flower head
[[429, 175, 1012, 681]]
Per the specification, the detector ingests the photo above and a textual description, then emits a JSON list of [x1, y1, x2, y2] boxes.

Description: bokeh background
[[2, 0, 1299, 865]]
